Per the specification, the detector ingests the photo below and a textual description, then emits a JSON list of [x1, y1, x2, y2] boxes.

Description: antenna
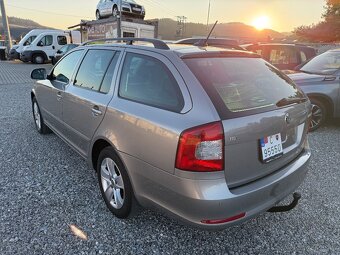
[[200, 20, 218, 47]]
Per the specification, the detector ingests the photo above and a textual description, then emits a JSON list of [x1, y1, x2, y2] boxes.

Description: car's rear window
[[184, 57, 305, 118]]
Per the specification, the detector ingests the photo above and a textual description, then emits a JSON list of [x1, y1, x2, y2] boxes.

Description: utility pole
[[0, 0, 12, 52], [176, 16, 187, 39], [117, 0, 122, 38], [206, 0, 211, 31]]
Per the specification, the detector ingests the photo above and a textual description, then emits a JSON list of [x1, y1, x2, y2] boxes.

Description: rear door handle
[[91, 106, 102, 116], [56, 91, 63, 101]]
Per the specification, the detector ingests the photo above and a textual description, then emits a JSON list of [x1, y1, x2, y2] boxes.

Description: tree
[[294, 0, 340, 42]]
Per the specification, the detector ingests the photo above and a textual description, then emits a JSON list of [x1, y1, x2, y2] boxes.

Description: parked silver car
[[30, 38, 311, 229], [96, 0, 145, 20], [288, 49, 340, 131]]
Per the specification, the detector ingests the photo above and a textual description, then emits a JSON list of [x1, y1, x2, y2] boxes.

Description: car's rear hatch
[[184, 55, 310, 188], [222, 103, 309, 188]]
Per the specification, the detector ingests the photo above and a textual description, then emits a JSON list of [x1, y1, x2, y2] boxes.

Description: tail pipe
[[268, 192, 301, 213]]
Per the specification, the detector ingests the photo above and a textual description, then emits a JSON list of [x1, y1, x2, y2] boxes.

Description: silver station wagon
[[31, 38, 311, 229]]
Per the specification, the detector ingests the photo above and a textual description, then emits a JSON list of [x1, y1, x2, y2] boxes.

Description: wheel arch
[[91, 138, 124, 172], [32, 51, 48, 62], [91, 138, 139, 199], [307, 93, 334, 118], [31, 90, 36, 100]]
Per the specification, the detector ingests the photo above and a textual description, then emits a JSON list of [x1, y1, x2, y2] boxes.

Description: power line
[[7, 4, 93, 19], [144, 0, 179, 17], [137, 0, 178, 18]]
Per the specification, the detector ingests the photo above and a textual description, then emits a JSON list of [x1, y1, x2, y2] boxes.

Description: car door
[[61, 48, 122, 157], [37, 50, 84, 134], [104, 0, 113, 16], [37, 34, 55, 59]]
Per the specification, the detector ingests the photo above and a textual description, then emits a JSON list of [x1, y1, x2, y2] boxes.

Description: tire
[[32, 54, 45, 64], [309, 98, 326, 132], [96, 10, 101, 20], [32, 97, 51, 134], [97, 147, 136, 218], [112, 5, 119, 18]]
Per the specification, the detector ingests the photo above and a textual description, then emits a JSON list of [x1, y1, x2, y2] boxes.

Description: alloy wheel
[[100, 158, 125, 209], [310, 103, 323, 130], [33, 102, 41, 131], [35, 55, 44, 64]]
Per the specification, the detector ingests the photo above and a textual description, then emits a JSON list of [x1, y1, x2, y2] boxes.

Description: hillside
[[159, 19, 284, 41], [1, 16, 284, 42], [0, 16, 52, 40]]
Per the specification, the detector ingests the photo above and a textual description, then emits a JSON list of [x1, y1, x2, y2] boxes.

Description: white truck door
[[37, 34, 55, 60]]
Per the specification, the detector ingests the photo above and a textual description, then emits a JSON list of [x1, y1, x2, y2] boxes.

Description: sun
[[252, 16, 270, 30]]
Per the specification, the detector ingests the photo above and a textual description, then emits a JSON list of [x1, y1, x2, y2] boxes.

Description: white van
[[20, 30, 81, 64], [9, 29, 61, 60]]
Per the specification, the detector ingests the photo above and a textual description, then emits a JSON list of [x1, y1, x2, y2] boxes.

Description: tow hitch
[[267, 192, 301, 213]]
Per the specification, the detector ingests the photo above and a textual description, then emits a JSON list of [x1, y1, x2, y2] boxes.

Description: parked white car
[[20, 31, 81, 64], [96, 0, 145, 20]]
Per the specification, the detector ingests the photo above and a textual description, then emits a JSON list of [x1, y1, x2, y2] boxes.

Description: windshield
[[59, 45, 69, 54], [23, 36, 37, 46], [185, 57, 305, 118], [301, 51, 340, 75]]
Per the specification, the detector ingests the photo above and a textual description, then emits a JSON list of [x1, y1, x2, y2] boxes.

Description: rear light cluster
[[175, 122, 224, 172]]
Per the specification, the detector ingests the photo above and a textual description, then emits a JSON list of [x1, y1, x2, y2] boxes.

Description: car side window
[[119, 53, 184, 112], [74, 49, 116, 92], [24, 36, 37, 46], [52, 50, 84, 84], [100, 53, 120, 94], [269, 48, 298, 65], [300, 51, 307, 62], [39, 35, 53, 46], [57, 36, 67, 46]]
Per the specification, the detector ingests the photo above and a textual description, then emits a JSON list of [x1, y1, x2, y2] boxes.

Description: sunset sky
[[5, 0, 326, 32]]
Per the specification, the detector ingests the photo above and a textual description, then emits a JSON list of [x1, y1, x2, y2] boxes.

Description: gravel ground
[[0, 61, 339, 254]]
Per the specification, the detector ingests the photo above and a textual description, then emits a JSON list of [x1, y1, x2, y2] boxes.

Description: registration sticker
[[260, 133, 283, 163]]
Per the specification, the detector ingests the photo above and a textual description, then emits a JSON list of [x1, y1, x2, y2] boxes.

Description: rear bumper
[[123, 141, 311, 230]]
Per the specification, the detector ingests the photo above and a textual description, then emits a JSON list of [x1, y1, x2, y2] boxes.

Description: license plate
[[133, 7, 141, 11], [260, 133, 283, 163]]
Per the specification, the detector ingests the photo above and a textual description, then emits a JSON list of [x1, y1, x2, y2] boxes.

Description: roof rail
[[82, 37, 170, 50]]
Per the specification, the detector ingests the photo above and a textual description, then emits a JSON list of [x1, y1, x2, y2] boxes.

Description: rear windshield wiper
[[276, 97, 308, 107]]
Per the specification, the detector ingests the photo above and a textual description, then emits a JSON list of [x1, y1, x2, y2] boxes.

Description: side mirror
[[31, 68, 47, 80], [37, 41, 44, 47], [56, 50, 62, 54]]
